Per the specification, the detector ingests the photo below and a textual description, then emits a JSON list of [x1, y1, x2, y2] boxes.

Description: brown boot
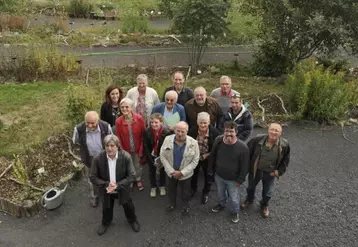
[[262, 206, 269, 218], [240, 200, 253, 209]]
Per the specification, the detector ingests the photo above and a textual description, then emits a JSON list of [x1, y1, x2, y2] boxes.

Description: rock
[[210, 66, 220, 73], [127, 64, 136, 68], [139, 67, 148, 72], [348, 118, 358, 124]]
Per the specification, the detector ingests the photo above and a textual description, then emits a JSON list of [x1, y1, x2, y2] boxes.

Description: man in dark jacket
[[188, 112, 220, 204], [208, 121, 249, 223], [241, 123, 290, 218], [219, 93, 253, 142], [90, 134, 140, 235], [73, 111, 112, 207], [185, 86, 222, 129], [162, 71, 194, 106]]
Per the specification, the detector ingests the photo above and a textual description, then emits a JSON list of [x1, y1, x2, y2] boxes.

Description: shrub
[[0, 47, 80, 82], [286, 60, 357, 122], [0, 15, 25, 31], [67, 0, 94, 18], [65, 85, 102, 127], [120, 10, 148, 33]]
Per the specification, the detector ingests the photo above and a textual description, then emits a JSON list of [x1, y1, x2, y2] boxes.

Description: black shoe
[[97, 225, 108, 236], [231, 213, 239, 223], [91, 197, 99, 208], [130, 221, 140, 232], [166, 205, 175, 213], [181, 207, 190, 217], [201, 193, 209, 204], [212, 204, 225, 213]]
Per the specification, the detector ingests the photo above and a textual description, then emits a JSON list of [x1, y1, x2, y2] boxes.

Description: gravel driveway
[[0, 125, 357, 247]]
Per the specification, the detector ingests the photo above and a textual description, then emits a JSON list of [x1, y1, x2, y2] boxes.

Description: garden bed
[[0, 135, 83, 217]]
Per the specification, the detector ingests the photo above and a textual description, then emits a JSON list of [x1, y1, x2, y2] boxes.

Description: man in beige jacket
[[160, 121, 200, 217]]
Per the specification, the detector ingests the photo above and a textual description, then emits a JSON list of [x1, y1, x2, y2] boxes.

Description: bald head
[[267, 122, 282, 142], [174, 121, 188, 142], [85, 111, 99, 131]]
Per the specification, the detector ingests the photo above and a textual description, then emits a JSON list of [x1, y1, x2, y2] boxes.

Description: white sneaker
[[150, 188, 156, 198], [159, 186, 166, 196]]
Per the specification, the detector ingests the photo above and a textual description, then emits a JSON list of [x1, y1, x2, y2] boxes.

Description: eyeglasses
[[166, 98, 175, 102]]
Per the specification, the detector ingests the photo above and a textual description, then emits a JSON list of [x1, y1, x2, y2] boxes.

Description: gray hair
[[175, 121, 189, 131], [85, 111, 99, 121], [220, 75, 232, 84], [136, 74, 148, 84], [194, 86, 207, 95], [120, 97, 134, 107], [104, 134, 120, 148], [197, 112, 210, 122], [165, 90, 178, 100]]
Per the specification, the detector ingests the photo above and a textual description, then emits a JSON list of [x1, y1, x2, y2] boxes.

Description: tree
[[242, 0, 358, 76], [172, 0, 230, 71]]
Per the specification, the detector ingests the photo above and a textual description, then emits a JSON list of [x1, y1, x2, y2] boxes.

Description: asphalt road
[[1, 125, 358, 247]]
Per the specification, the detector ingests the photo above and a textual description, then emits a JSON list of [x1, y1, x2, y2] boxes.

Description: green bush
[[0, 47, 80, 82], [65, 85, 102, 127], [286, 60, 357, 122], [67, 0, 94, 18], [121, 11, 148, 33]]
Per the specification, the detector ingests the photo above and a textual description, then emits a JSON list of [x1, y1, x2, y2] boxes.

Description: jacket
[[100, 102, 121, 127], [247, 134, 290, 178], [219, 105, 253, 142], [184, 97, 222, 128], [160, 134, 200, 180], [115, 113, 145, 155], [75, 120, 109, 167], [143, 127, 171, 165], [162, 86, 194, 106], [126, 86, 160, 125], [90, 150, 135, 207], [188, 125, 221, 153], [151, 102, 186, 122]]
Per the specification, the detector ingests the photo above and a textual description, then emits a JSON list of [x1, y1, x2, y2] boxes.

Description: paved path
[[1, 125, 358, 247]]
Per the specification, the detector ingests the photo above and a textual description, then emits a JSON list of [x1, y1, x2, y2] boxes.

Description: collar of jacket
[[228, 104, 247, 121]]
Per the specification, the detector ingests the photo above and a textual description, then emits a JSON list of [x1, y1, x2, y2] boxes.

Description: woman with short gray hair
[[188, 111, 221, 204]]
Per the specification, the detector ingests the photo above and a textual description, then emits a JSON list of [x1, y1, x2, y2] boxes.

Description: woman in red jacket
[[116, 98, 146, 191]]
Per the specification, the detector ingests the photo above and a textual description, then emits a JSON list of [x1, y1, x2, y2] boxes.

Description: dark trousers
[[168, 176, 191, 209], [246, 170, 276, 207], [191, 159, 211, 194], [148, 161, 166, 188], [102, 194, 137, 226]]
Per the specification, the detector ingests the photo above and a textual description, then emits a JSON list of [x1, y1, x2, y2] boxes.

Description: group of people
[[72, 71, 291, 236]]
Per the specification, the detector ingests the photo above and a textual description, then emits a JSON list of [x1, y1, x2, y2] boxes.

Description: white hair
[[220, 75, 232, 84], [165, 90, 178, 100], [120, 97, 134, 107], [136, 74, 148, 84], [197, 112, 210, 122], [85, 111, 99, 121]]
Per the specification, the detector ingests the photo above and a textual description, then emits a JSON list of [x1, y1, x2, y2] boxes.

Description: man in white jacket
[[126, 74, 160, 126], [160, 121, 200, 217]]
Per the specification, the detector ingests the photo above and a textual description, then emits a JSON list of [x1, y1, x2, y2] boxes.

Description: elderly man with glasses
[[210, 76, 240, 114], [152, 90, 186, 131]]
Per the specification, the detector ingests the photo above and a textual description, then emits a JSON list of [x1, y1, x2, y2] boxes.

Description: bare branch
[[273, 93, 289, 114], [10, 178, 45, 192], [257, 96, 266, 122], [0, 164, 12, 179], [340, 122, 356, 144]]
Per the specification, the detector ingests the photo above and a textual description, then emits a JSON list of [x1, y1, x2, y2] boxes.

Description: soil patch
[[0, 135, 81, 204]]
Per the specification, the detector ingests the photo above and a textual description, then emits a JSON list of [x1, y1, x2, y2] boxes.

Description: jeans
[[85, 165, 99, 199], [246, 170, 275, 207], [168, 176, 191, 209], [191, 159, 211, 194], [215, 174, 240, 213]]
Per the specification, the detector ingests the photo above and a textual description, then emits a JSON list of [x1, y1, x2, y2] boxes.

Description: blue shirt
[[173, 139, 186, 170]]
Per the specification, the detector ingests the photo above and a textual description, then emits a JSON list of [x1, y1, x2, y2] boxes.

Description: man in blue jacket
[[152, 90, 186, 132]]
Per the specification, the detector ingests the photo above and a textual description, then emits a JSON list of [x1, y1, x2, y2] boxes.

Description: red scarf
[[152, 127, 163, 156]]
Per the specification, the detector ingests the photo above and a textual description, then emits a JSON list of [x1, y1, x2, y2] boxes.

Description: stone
[[348, 118, 358, 124]]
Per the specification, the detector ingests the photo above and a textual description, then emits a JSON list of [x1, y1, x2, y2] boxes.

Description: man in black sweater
[[208, 121, 249, 223]]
